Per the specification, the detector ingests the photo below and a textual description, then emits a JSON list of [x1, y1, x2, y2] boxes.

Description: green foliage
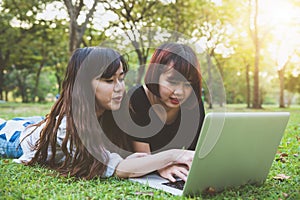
[[1, 0, 68, 101], [1, 0, 300, 107], [0, 103, 299, 199], [285, 74, 300, 94]]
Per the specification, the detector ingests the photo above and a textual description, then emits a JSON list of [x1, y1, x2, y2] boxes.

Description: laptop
[[129, 112, 290, 196]]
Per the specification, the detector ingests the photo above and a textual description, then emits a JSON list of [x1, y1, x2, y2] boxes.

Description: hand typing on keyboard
[[162, 180, 185, 190], [158, 164, 189, 182]]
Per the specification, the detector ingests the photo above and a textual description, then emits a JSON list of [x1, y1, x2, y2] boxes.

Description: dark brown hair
[[144, 43, 202, 109], [27, 47, 128, 179]]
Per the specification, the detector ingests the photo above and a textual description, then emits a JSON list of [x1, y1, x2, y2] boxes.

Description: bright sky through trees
[[258, 0, 300, 74], [3, 0, 300, 71], [4, 0, 299, 77]]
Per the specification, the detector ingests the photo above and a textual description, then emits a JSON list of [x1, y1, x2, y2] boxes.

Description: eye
[[118, 75, 125, 82], [184, 82, 192, 87], [167, 79, 178, 85], [103, 79, 114, 83], [101, 78, 114, 83]]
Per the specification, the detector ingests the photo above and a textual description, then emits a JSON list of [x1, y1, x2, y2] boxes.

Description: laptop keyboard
[[162, 180, 185, 190]]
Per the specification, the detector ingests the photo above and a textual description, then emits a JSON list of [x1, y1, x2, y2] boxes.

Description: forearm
[[115, 150, 176, 178]]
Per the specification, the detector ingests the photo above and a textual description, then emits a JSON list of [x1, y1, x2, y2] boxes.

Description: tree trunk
[[212, 55, 224, 107], [246, 64, 251, 108], [0, 50, 10, 100], [278, 68, 285, 108], [131, 38, 149, 85], [69, 20, 78, 55], [0, 70, 3, 100], [20, 84, 27, 103], [55, 73, 62, 94], [32, 62, 44, 102], [252, 0, 262, 109], [206, 54, 213, 109], [0, 52, 4, 100], [5, 90, 8, 102], [286, 92, 293, 107], [136, 50, 147, 85], [253, 46, 260, 108]]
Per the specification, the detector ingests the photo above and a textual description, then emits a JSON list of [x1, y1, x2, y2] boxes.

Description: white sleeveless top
[[14, 117, 123, 178]]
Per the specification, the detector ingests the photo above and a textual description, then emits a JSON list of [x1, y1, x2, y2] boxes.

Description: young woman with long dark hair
[[0, 47, 194, 179]]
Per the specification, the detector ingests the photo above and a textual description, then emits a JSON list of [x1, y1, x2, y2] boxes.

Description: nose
[[173, 83, 184, 97], [113, 80, 123, 92]]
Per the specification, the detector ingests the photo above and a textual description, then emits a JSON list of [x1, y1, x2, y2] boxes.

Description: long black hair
[[28, 47, 128, 179]]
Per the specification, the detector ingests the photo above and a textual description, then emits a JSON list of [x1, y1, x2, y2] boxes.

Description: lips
[[112, 96, 123, 102], [170, 97, 180, 105]]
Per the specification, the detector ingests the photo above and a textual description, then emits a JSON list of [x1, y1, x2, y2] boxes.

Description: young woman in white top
[[0, 47, 194, 180]]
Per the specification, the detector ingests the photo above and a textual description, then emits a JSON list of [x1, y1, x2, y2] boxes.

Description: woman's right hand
[[157, 149, 195, 182], [158, 164, 189, 182], [171, 149, 195, 169]]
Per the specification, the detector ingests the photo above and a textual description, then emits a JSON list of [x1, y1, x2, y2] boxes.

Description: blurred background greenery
[[0, 0, 299, 109]]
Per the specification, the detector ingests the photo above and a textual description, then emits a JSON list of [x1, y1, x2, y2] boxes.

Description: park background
[[0, 0, 300, 108], [0, 0, 299, 199]]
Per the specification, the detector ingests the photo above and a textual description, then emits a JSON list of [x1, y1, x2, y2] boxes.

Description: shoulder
[[127, 85, 150, 113], [127, 84, 144, 97], [128, 85, 148, 103]]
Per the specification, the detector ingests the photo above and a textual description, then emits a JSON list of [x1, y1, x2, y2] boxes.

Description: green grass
[[0, 102, 299, 199]]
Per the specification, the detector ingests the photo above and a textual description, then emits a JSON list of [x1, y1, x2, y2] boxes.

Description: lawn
[[0, 102, 299, 199]]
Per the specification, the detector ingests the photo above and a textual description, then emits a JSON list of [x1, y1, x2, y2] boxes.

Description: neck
[[96, 107, 105, 118], [144, 85, 179, 124], [158, 101, 180, 124]]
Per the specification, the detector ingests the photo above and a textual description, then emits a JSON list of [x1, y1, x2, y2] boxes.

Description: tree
[[248, 0, 262, 108], [285, 74, 300, 94], [227, 0, 254, 108], [0, 12, 14, 100], [63, 0, 99, 55], [29, 20, 69, 101], [261, 0, 300, 107], [192, 20, 233, 108], [103, 0, 160, 84], [1, 0, 71, 102]]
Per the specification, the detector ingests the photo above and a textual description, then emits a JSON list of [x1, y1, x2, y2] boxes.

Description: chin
[[110, 105, 121, 111], [166, 102, 180, 108]]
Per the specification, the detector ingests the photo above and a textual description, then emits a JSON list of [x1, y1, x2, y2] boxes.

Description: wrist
[[168, 149, 180, 164]]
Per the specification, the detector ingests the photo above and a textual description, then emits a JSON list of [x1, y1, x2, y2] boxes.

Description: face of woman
[[92, 63, 126, 114], [158, 66, 193, 110]]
